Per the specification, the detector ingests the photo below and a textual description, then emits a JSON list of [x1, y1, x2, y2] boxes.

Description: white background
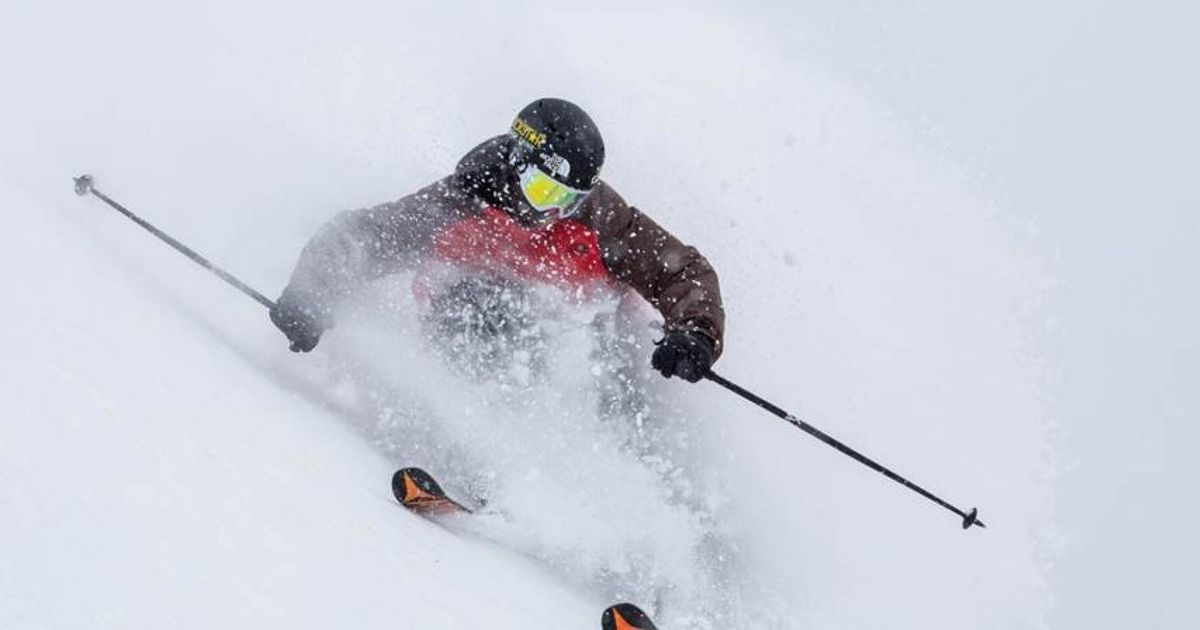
[[750, 3, 1198, 627]]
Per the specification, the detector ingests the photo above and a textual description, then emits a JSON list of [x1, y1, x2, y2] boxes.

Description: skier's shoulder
[[349, 176, 460, 218], [449, 134, 521, 207], [576, 180, 636, 232], [455, 134, 515, 174], [366, 134, 512, 218]]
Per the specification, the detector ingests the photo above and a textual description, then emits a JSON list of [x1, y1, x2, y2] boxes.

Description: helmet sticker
[[511, 117, 547, 148]]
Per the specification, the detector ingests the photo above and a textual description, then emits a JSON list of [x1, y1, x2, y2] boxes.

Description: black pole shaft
[[705, 370, 985, 530], [74, 175, 275, 310]]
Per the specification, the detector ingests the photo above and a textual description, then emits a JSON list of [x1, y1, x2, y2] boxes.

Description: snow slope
[[0, 179, 599, 627], [1, 2, 1052, 628]]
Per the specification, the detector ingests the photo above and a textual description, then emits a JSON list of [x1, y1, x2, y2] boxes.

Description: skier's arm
[[586, 184, 726, 358], [272, 178, 475, 348]]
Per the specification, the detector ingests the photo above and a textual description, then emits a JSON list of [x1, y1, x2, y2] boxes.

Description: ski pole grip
[[74, 174, 94, 196]]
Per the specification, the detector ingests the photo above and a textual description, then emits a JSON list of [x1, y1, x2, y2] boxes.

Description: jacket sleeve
[[584, 183, 727, 358], [277, 177, 475, 320]]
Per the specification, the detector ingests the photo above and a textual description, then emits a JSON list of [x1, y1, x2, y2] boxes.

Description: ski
[[393, 471, 658, 628], [391, 467, 472, 516], [602, 603, 658, 630]]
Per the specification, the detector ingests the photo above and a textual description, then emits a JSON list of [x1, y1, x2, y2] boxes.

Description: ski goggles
[[517, 163, 590, 218]]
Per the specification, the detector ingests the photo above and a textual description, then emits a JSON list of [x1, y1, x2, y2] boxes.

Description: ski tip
[[391, 467, 445, 504], [602, 603, 658, 630], [391, 467, 470, 516], [73, 174, 94, 196]]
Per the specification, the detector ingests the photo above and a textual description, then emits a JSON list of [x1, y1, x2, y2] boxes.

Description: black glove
[[269, 292, 326, 353], [651, 331, 715, 383]]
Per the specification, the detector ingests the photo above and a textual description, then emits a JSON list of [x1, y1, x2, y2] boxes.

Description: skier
[[269, 98, 724, 383]]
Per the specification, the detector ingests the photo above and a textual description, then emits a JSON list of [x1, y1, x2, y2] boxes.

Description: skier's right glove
[[269, 291, 327, 353]]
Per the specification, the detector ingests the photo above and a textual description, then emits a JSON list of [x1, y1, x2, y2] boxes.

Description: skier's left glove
[[651, 331, 715, 383]]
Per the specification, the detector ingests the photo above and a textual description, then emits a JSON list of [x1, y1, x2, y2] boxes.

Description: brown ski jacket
[[279, 135, 725, 355]]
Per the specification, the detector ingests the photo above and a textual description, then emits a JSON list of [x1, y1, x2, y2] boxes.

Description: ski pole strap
[[704, 370, 985, 530], [73, 175, 276, 311]]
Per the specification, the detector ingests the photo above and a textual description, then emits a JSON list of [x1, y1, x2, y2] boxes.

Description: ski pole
[[704, 370, 985, 530], [73, 174, 276, 310]]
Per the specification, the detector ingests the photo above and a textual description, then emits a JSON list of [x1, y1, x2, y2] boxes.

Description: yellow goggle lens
[[519, 166, 584, 212]]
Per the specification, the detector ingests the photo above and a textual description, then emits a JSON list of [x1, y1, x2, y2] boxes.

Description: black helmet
[[510, 98, 605, 191]]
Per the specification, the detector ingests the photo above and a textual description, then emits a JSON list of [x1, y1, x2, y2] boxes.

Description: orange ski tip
[[612, 609, 636, 630], [392, 468, 470, 516], [402, 470, 439, 504], [602, 603, 656, 630]]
